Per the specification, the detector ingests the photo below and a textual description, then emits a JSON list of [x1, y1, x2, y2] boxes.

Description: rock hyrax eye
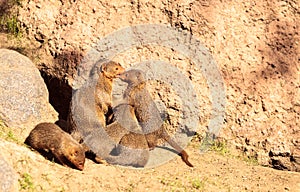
[[72, 150, 78, 157]]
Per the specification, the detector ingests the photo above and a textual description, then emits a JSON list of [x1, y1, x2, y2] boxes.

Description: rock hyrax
[[118, 69, 194, 167], [25, 122, 85, 171], [67, 60, 125, 138], [94, 60, 125, 127]]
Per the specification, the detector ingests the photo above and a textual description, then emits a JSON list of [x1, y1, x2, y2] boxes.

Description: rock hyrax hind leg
[[103, 104, 149, 167]]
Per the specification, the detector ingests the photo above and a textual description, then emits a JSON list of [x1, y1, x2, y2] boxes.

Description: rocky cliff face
[[2, 0, 299, 171]]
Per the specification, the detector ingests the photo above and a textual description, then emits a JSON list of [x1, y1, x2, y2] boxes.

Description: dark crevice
[[270, 159, 289, 171], [40, 71, 72, 120]]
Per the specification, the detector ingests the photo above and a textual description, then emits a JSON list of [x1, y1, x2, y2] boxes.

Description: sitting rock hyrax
[[25, 123, 85, 171], [94, 60, 125, 127], [118, 69, 194, 167], [67, 60, 125, 139]]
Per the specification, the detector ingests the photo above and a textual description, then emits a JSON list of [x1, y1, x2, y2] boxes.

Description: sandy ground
[[1, 138, 299, 192]]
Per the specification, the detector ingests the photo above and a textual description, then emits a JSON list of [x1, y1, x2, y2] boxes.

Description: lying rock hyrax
[[118, 69, 194, 167], [25, 122, 85, 171]]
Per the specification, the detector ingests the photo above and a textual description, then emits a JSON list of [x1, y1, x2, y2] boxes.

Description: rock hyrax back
[[25, 123, 85, 170]]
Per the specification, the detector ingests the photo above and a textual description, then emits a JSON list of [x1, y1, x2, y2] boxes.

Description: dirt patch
[[0, 138, 299, 191]]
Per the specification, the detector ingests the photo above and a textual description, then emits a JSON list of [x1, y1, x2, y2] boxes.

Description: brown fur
[[67, 60, 125, 137], [25, 123, 85, 170], [67, 61, 125, 133], [94, 61, 125, 127], [118, 69, 194, 167], [104, 104, 149, 167], [106, 104, 149, 149]]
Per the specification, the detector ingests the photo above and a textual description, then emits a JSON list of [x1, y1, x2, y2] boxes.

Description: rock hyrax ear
[[70, 148, 79, 157], [135, 70, 145, 82], [100, 62, 108, 73]]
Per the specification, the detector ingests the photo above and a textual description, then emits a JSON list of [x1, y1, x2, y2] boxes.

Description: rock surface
[[0, 154, 18, 192], [0, 49, 58, 141], [2, 0, 299, 171]]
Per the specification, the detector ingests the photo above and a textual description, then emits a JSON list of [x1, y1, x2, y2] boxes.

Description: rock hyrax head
[[118, 69, 146, 84], [66, 144, 85, 171], [100, 61, 125, 79]]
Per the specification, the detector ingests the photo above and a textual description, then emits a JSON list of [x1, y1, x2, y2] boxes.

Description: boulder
[[0, 49, 58, 141]]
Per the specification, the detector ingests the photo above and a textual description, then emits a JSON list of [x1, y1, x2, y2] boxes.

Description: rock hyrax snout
[[25, 123, 85, 171]]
